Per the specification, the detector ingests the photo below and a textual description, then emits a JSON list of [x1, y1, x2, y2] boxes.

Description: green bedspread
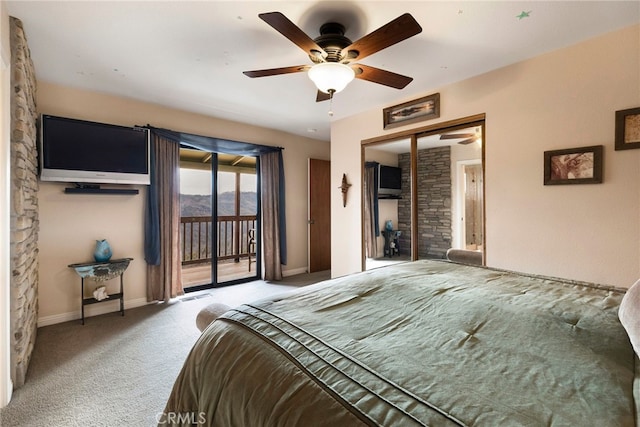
[[162, 260, 636, 426]]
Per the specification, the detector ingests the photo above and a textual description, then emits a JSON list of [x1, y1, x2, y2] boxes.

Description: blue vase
[[94, 239, 113, 262]]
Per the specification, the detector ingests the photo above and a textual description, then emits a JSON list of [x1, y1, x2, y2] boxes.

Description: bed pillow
[[196, 303, 230, 332], [446, 248, 483, 266], [619, 278, 640, 356]]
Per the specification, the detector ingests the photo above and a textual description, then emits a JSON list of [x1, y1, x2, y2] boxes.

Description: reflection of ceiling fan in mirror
[[243, 12, 422, 102], [440, 128, 482, 145]]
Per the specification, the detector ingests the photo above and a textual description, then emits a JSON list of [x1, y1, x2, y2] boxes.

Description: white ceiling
[[6, 1, 639, 142]]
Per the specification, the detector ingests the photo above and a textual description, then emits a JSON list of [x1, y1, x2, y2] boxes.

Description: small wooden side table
[[382, 230, 401, 258], [68, 258, 133, 325]]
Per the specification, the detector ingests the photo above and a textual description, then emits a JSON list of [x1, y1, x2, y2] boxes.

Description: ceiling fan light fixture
[[308, 62, 355, 94]]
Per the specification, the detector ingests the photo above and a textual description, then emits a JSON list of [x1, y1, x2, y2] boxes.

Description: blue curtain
[[276, 150, 287, 264], [149, 126, 282, 157], [144, 126, 287, 266]]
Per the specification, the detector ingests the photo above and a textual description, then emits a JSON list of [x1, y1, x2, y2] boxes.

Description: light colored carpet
[[0, 270, 330, 427]]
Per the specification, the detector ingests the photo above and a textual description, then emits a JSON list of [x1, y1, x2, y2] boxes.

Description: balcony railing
[[180, 215, 256, 266]]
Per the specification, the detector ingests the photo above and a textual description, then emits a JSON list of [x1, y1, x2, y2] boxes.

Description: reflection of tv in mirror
[[378, 165, 402, 198]]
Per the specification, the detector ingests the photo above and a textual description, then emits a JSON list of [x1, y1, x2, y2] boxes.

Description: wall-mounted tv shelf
[[64, 187, 139, 195]]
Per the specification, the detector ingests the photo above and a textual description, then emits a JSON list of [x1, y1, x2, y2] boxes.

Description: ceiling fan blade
[[440, 133, 476, 140], [352, 64, 413, 89], [259, 12, 327, 59], [458, 138, 476, 145], [243, 65, 310, 78], [341, 13, 422, 62], [316, 90, 331, 103]]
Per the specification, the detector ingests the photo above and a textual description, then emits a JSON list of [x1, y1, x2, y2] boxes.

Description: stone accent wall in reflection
[[398, 146, 451, 259]]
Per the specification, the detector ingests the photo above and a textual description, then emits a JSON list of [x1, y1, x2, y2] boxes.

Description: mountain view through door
[[179, 148, 259, 290]]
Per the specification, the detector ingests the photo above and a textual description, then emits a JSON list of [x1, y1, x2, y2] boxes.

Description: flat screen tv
[[39, 114, 150, 185], [378, 164, 402, 197]]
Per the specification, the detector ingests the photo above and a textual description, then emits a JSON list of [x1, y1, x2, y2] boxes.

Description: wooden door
[[464, 164, 483, 249], [308, 159, 331, 272]]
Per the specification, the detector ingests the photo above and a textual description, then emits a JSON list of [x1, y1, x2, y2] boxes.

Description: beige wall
[[37, 82, 329, 325], [331, 24, 640, 288]]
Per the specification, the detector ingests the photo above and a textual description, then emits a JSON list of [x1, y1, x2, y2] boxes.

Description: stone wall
[[9, 17, 38, 388], [398, 146, 452, 259], [396, 155, 412, 255]]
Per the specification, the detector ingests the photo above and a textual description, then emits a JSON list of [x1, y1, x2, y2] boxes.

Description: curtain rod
[[141, 124, 284, 151]]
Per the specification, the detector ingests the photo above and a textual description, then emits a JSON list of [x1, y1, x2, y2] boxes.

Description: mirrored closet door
[[363, 139, 412, 271], [362, 116, 485, 271]]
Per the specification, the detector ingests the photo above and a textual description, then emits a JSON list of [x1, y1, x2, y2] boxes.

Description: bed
[[162, 260, 638, 426]]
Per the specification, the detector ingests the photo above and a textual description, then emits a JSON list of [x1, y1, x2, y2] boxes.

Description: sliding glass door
[[215, 164, 259, 285], [179, 148, 260, 291]]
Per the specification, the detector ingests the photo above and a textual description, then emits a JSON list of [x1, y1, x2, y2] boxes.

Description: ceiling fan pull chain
[[328, 89, 335, 116]]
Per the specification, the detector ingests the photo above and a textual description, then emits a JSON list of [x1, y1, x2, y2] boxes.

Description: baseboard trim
[[37, 297, 150, 327], [37, 268, 312, 326], [282, 267, 308, 277]]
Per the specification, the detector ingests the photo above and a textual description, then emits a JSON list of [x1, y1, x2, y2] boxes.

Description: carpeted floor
[[0, 271, 330, 427]]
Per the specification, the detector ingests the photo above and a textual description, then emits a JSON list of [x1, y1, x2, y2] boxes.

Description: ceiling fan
[[243, 12, 422, 102], [440, 129, 482, 145]]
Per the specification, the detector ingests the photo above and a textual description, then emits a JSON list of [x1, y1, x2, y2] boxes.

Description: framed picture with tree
[[543, 145, 603, 185]]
